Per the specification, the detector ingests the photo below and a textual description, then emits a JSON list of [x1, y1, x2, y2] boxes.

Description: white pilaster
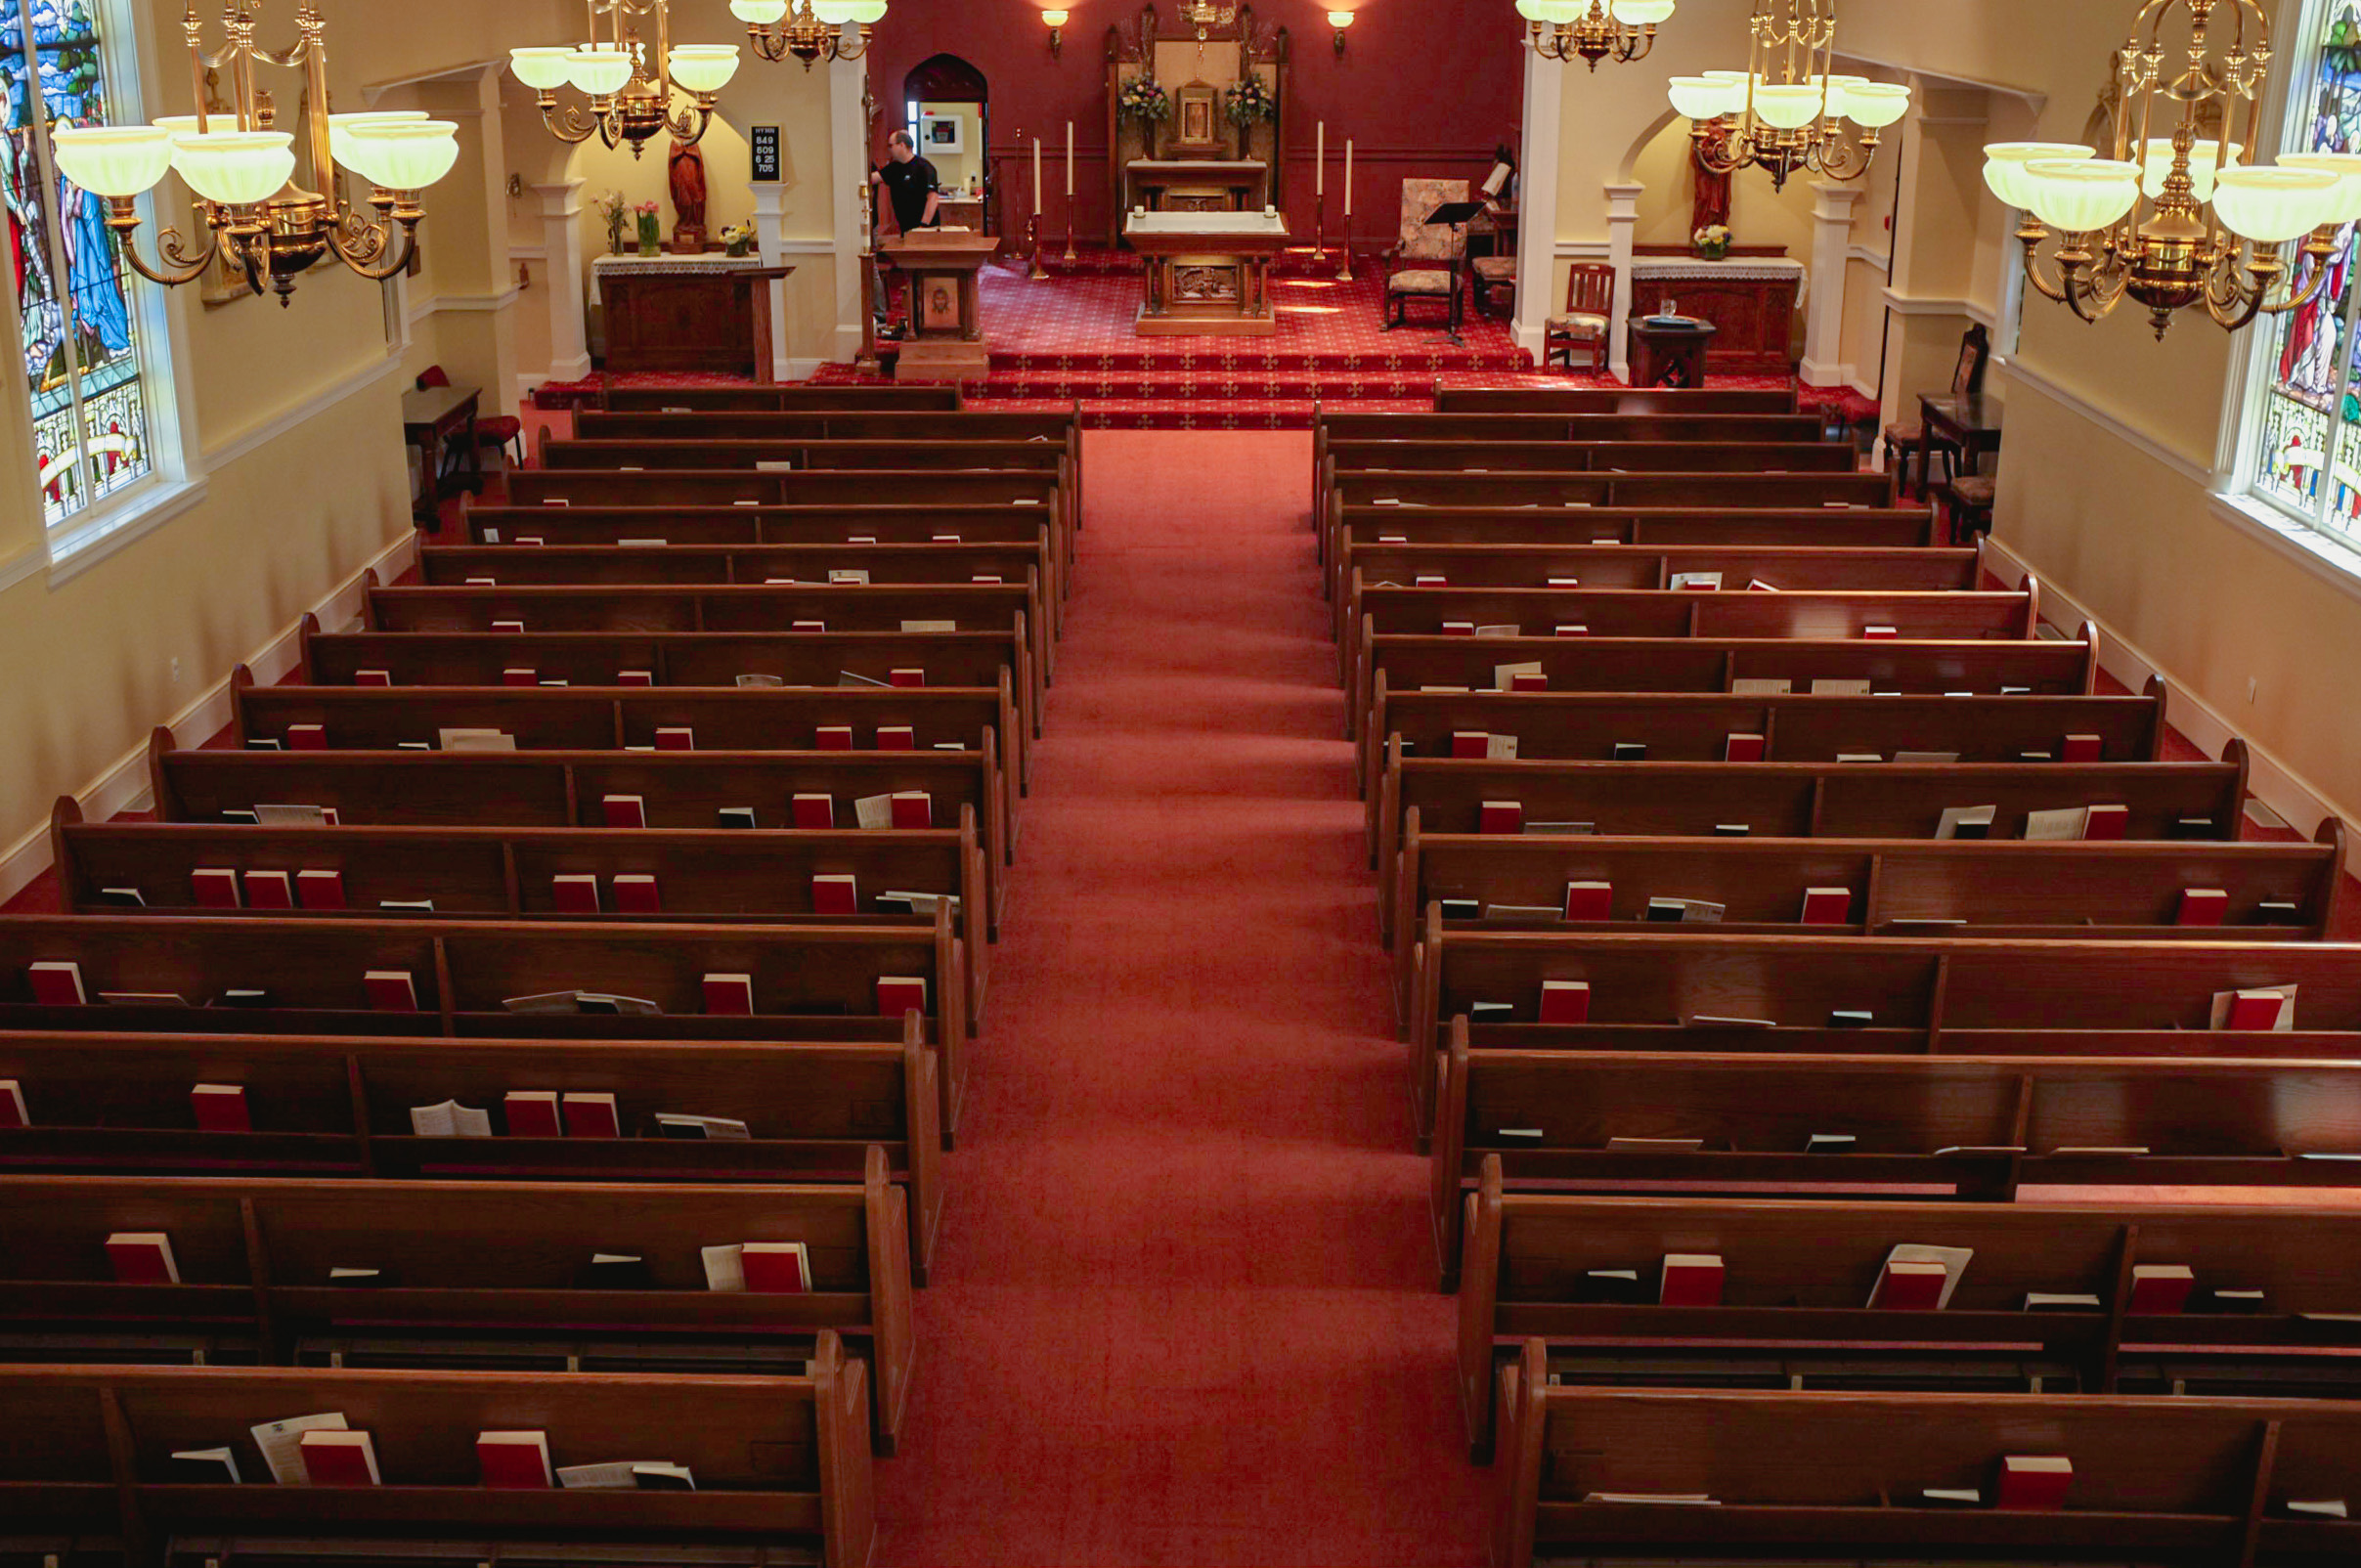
[[1603, 181, 1642, 383], [828, 50, 868, 366], [1508, 37, 1564, 362], [534, 179, 592, 383], [751, 183, 794, 381], [1801, 181, 1863, 387]]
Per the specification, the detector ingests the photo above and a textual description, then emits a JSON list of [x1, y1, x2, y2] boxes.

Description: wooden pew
[[464, 501, 1056, 549], [0, 1022, 946, 1282], [1316, 410, 1828, 448], [1376, 749, 2252, 936], [229, 665, 1030, 801], [1406, 928, 2361, 1138], [50, 798, 994, 1025], [1463, 1190, 2361, 1458], [0, 911, 971, 1135], [1431, 1040, 2361, 1289], [1491, 1377, 2361, 1568], [0, 1163, 917, 1453], [1325, 438, 1859, 479], [147, 731, 1015, 910], [0, 1352, 874, 1564], [1433, 386, 1801, 414], [606, 382, 960, 410]]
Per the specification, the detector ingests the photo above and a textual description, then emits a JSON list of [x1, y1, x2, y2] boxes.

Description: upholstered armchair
[[1544, 263, 1614, 374], [1381, 177, 1470, 342]]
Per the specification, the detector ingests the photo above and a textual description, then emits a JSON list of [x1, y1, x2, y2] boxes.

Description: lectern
[[881, 231, 1001, 382]]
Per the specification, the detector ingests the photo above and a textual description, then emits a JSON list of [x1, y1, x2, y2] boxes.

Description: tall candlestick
[[1034, 136, 1043, 217], [1317, 121, 1325, 196], [1066, 121, 1074, 197], [1343, 139, 1353, 217]]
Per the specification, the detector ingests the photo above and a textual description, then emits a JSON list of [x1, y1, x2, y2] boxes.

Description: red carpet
[[873, 430, 1490, 1564]]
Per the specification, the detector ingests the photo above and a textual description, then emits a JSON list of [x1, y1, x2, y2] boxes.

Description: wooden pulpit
[[881, 232, 1001, 382]]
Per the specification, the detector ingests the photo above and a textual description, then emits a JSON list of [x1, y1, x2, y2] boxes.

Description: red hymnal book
[[876, 726, 916, 752], [191, 1083, 251, 1133], [791, 795, 836, 829], [1441, 621, 1474, 637], [812, 874, 859, 916], [1724, 732, 1766, 762], [476, 1430, 552, 1489], [601, 796, 647, 829], [2126, 1263, 2196, 1315], [27, 962, 86, 1006], [1555, 624, 1590, 637], [2080, 803, 2129, 841], [1862, 625, 1898, 639], [297, 1430, 381, 1486], [2061, 734, 2103, 763], [192, 868, 241, 909], [295, 870, 347, 911], [364, 971, 419, 1013], [1480, 801, 1524, 835], [551, 875, 601, 915], [877, 976, 928, 1018], [492, 620, 525, 634], [1799, 887, 1854, 926], [703, 973, 755, 1016], [654, 727, 695, 753], [815, 726, 854, 751], [0, 1079, 24, 1128], [354, 670, 392, 687], [502, 668, 538, 688], [613, 875, 661, 914], [285, 724, 328, 752], [1994, 1455, 2073, 1510], [503, 1090, 563, 1138], [891, 792, 933, 830], [793, 620, 827, 632], [1659, 1252, 1725, 1307], [740, 1241, 812, 1293], [890, 669, 926, 688], [2176, 888, 2230, 927], [561, 1092, 621, 1139], [106, 1231, 180, 1285], [1539, 980, 1591, 1024], [1869, 1258, 1950, 1310], [1509, 673, 1549, 693], [1415, 574, 1448, 587], [617, 670, 655, 687], [1451, 732, 1491, 760], [1562, 882, 1612, 922], [2224, 989, 2290, 1030]]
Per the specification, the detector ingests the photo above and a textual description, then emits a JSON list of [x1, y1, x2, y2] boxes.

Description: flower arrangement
[[1692, 223, 1731, 261], [1118, 76, 1169, 122], [634, 200, 662, 254], [720, 223, 754, 257], [593, 189, 631, 254], [1224, 71, 1276, 127]]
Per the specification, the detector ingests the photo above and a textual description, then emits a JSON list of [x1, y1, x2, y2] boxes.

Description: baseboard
[[0, 524, 423, 905]]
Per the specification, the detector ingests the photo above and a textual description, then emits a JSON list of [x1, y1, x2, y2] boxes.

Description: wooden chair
[[417, 365, 523, 469], [1382, 178, 1470, 341], [1467, 205, 1517, 319], [1881, 322, 1990, 496], [1543, 263, 1613, 373], [1938, 469, 1998, 540]]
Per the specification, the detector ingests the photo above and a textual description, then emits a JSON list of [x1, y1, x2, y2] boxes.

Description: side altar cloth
[[1123, 210, 1291, 337]]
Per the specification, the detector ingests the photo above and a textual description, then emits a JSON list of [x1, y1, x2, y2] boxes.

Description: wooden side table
[[400, 383, 481, 529], [1628, 317, 1719, 388]]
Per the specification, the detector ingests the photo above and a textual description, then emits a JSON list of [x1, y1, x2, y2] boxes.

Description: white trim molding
[[1996, 355, 2220, 489]]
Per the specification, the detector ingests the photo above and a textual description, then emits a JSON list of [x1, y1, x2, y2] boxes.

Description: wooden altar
[[1125, 210, 1291, 336], [1628, 247, 1804, 377], [880, 231, 1001, 382], [1103, 2, 1292, 245], [593, 254, 792, 380], [1124, 159, 1270, 213]]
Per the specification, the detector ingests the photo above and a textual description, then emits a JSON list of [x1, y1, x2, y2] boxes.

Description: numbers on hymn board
[[752, 126, 782, 183]]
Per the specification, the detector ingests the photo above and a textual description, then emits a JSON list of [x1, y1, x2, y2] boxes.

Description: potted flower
[[1692, 223, 1731, 261], [593, 189, 630, 255], [1224, 72, 1276, 128], [721, 223, 755, 258], [1118, 76, 1169, 124], [635, 200, 662, 255]]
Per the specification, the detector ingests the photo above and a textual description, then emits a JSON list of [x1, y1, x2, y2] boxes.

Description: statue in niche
[[1690, 121, 1733, 238], [668, 138, 709, 253]]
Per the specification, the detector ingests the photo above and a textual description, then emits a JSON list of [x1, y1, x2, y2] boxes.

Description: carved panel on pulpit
[[1171, 263, 1240, 302], [1168, 192, 1232, 212], [921, 281, 962, 332]]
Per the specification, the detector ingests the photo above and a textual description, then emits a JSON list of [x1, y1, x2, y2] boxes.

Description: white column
[[828, 51, 868, 365], [1801, 181, 1863, 388], [534, 179, 591, 383], [1603, 181, 1642, 383], [1508, 36, 1563, 362], [751, 183, 794, 381]]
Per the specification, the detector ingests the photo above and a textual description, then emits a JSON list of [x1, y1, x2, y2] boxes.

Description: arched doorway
[[901, 54, 988, 235]]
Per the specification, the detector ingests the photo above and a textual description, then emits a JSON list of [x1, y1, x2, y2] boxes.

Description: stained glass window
[[1, 0, 153, 531]]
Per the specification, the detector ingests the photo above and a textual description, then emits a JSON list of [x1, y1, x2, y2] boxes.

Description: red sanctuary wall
[[859, 0, 1524, 252]]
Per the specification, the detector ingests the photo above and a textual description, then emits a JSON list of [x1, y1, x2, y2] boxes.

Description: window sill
[[43, 475, 210, 588], [2205, 488, 2361, 611]]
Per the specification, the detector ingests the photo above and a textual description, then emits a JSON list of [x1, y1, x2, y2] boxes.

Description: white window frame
[[4, 0, 204, 579]]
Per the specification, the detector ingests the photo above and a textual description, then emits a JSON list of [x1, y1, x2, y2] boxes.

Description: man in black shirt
[[871, 130, 940, 328]]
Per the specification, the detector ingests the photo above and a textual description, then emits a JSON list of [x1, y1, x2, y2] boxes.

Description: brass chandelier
[[509, 0, 741, 155], [731, 0, 888, 69], [1515, 0, 1675, 69], [1985, 0, 2361, 340], [1665, 0, 1910, 191], [48, 2, 459, 307]]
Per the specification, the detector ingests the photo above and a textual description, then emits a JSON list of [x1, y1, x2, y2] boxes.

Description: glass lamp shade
[[328, 110, 426, 172], [1047, 8, 1074, 23], [509, 47, 575, 90], [1668, 75, 1737, 119], [2211, 166, 2341, 244], [2277, 152, 2361, 224], [1324, 9, 1351, 25], [731, 0, 790, 18], [811, 0, 860, 22], [845, 0, 889, 22], [1609, 0, 1677, 22], [1751, 84, 1827, 130], [2020, 157, 2141, 234], [667, 45, 741, 93], [1842, 82, 1911, 128], [2137, 138, 2242, 202], [173, 130, 295, 205], [339, 121, 461, 191], [566, 45, 636, 96], [1814, 73, 1868, 117], [50, 125, 177, 196], [1983, 142, 2096, 207]]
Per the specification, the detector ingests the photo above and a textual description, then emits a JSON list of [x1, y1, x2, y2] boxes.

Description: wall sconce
[[1328, 9, 1353, 55], [1042, 8, 1069, 57]]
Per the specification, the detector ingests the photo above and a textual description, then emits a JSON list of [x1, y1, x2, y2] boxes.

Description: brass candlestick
[[1063, 208, 1076, 264], [1027, 212, 1051, 280], [1313, 192, 1328, 263], [1335, 221, 1354, 282]]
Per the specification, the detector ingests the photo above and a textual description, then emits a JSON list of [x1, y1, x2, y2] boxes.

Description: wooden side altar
[[1124, 159, 1271, 213], [1628, 250, 1804, 377], [592, 254, 792, 381], [880, 231, 1001, 382]]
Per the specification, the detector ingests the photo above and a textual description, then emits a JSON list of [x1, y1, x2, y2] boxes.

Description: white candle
[[1343, 139, 1353, 217], [1317, 121, 1325, 196], [1034, 136, 1043, 216], [1066, 121, 1074, 197]]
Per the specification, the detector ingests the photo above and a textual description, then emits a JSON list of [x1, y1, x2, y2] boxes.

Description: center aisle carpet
[[875, 431, 1490, 1565]]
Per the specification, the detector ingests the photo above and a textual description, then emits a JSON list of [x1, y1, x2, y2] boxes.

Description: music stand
[[1418, 200, 1488, 345]]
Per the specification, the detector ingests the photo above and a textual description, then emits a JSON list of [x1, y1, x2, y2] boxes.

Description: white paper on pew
[[757, 460, 797, 472], [409, 1100, 492, 1137], [1486, 735, 1518, 761], [1584, 1494, 1720, 1505], [617, 538, 668, 547], [853, 793, 896, 830], [902, 620, 956, 632], [1810, 678, 1871, 696], [1892, 751, 1960, 763], [701, 1243, 747, 1292], [1731, 678, 1791, 695], [250, 1412, 347, 1484], [559, 1459, 676, 1490]]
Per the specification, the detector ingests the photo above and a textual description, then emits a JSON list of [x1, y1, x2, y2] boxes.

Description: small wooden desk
[[400, 383, 480, 528], [593, 254, 792, 381], [1125, 159, 1270, 214], [1628, 316, 1719, 388], [1124, 210, 1291, 337], [880, 231, 1001, 381], [1918, 392, 2004, 478]]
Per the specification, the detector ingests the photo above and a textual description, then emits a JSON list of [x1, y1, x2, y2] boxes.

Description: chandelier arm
[[2020, 242, 2071, 305], [331, 221, 422, 283], [112, 221, 224, 287], [664, 99, 711, 142], [2252, 250, 2336, 319], [539, 101, 602, 147], [1691, 125, 1751, 178]]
